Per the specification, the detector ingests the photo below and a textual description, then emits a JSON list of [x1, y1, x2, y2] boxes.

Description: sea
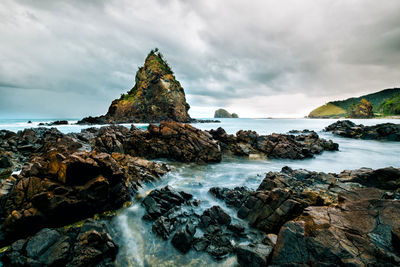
[[1, 118, 400, 266]]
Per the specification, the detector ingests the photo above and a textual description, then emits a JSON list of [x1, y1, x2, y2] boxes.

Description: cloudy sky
[[1, 0, 399, 119]]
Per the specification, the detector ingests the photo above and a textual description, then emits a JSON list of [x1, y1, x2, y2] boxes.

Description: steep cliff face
[[79, 49, 191, 124]]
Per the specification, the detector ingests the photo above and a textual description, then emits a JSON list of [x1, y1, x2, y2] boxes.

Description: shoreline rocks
[[209, 127, 338, 159], [325, 120, 400, 141], [2, 219, 118, 267]]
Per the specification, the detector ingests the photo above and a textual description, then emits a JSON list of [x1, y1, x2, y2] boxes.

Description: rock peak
[[79, 49, 191, 124]]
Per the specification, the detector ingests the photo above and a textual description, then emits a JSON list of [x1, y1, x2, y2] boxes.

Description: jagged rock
[[78, 49, 191, 124], [171, 224, 196, 254], [2, 219, 117, 267], [325, 120, 400, 141], [236, 243, 273, 267], [271, 187, 400, 266], [0, 150, 169, 245], [208, 127, 338, 159], [124, 121, 222, 163]]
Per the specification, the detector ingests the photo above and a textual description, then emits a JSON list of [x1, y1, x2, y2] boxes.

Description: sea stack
[[79, 49, 191, 124]]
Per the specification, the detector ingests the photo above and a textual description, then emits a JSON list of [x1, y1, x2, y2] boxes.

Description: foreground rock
[[141, 186, 265, 260], [0, 149, 169, 245], [210, 166, 400, 266], [325, 120, 400, 141], [78, 49, 191, 124], [2, 219, 117, 267], [209, 127, 338, 159]]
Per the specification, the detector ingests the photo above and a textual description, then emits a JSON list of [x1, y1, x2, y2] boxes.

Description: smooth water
[[1, 118, 400, 266]]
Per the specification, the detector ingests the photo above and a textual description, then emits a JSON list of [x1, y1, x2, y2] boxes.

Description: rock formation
[[325, 120, 400, 141], [214, 109, 238, 118], [78, 49, 191, 124], [208, 127, 338, 159], [348, 98, 374, 118]]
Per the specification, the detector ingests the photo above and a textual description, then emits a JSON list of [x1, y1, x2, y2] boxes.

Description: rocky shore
[[0, 122, 338, 266], [141, 166, 400, 266], [325, 120, 400, 141], [1, 120, 399, 266]]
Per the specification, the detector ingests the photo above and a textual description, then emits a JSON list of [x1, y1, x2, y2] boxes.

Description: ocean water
[[1, 118, 400, 266]]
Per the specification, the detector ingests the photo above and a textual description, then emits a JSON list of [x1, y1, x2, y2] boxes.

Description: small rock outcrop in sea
[[348, 98, 374, 118], [2, 219, 118, 267], [208, 127, 338, 159], [78, 49, 191, 124], [214, 109, 239, 118], [38, 120, 69, 126], [325, 120, 400, 141]]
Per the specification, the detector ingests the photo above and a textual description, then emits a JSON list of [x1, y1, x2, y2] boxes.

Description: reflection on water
[[1, 118, 400, 266]]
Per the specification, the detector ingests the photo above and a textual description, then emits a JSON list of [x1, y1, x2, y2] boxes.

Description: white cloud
[[0, 0, 399, 118]]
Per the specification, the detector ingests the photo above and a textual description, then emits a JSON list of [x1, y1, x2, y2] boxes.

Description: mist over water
[[1, 118, 400, 266]]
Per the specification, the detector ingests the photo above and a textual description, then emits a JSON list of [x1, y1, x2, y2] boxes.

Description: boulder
[[2, 219, 118, 267]]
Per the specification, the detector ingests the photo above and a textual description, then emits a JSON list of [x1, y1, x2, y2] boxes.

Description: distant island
[[308, 88, 400, 118], [214, 109, 239, 118]]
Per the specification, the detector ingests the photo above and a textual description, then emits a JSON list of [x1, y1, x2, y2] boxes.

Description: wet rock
[[200, 205, 231, 229], [2, 219, 117, 267], [236, 243, 273, 267], [325, 120, 400, 141], [271, 187, 400, 266], [0, 150, 169, 245], [209, 187, 250, 208], [171, 224, 196, 253], [208, 127, 338, 159], [25, 228, 61, 258]]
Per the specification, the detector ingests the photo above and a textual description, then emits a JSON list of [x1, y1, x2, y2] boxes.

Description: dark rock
[[271, 187, 400, 266], [209, 127, 338, 159], [200, 206, 231, 229], [209, 187, 250, 208], [124, 121, 222, 163], [0, 150, 169, 245], [325, 120, 400, 141], [25, 228, 61, 259], [236, 243, 273, 267], [171, 224, 196, 253], [2, 219, 118, 267]]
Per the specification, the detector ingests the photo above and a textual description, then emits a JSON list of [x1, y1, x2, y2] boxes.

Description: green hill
[[308, 88, 400, 118], [378, 94, 400, 115]]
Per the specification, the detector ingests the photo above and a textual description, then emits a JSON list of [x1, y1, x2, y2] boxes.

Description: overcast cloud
[[0, 0, 399, 118]]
